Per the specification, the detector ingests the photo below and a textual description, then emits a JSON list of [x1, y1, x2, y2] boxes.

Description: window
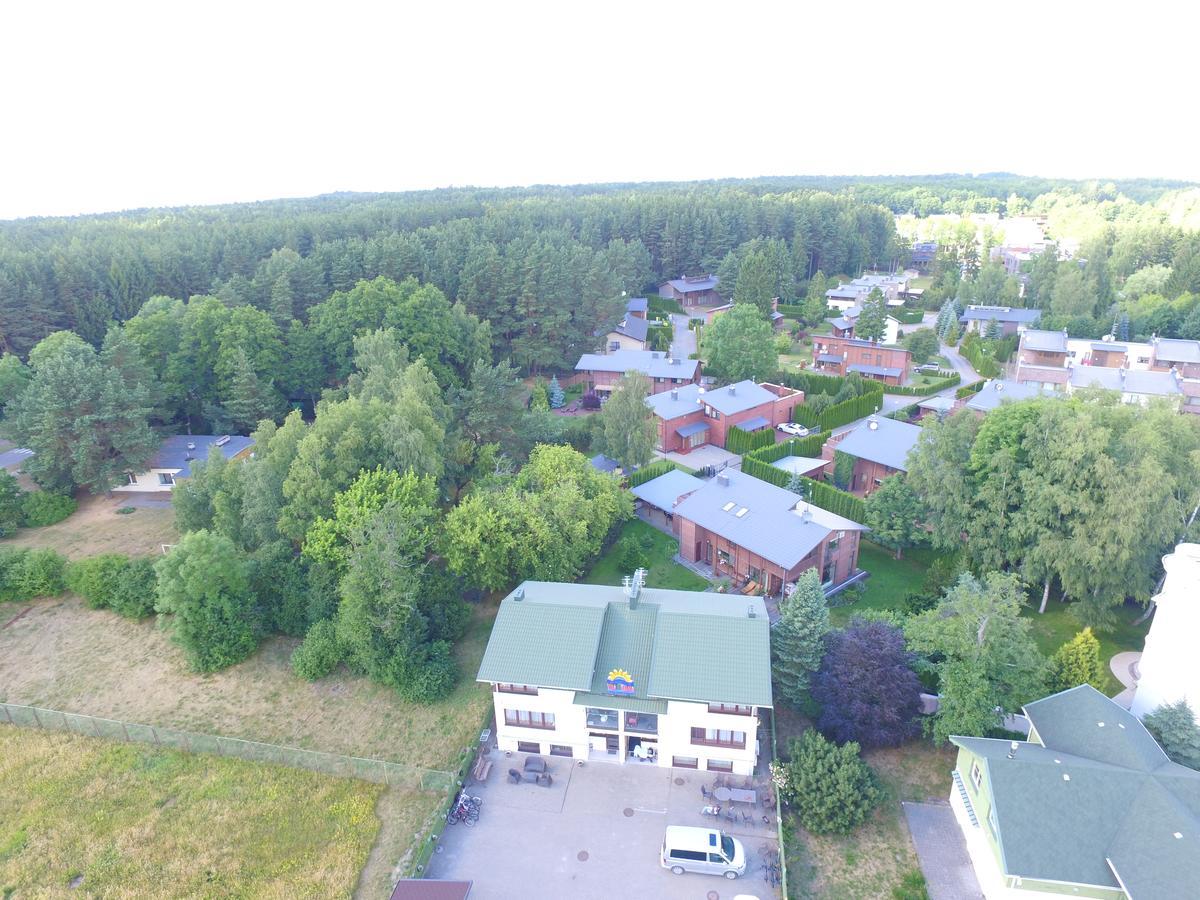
[[516, 741, 541, 753], [717, 549, 733, 568], [670, 849, 706, 862], [987, 805, 998, 837], [747, 566, 762, 584], [586, 707, 618, 728], [495, 683, 538, 695], [691, 728, 746, 749], [970, 761, 983, 791], [125, 473, 138, 485], [158, 473, 175, 486], [707, 758, 733, 773], [672, 756, 699, 769], [504, 709, 555, 730], [708, 703, 753, 716], [1137, 356, 1150, 365], [549, 744, 572, 757]]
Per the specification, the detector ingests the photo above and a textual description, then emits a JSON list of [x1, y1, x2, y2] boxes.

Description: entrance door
[[606, 735, 619, 753]]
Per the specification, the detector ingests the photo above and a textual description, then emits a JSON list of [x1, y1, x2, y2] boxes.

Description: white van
[[660, 825, 746, 879]]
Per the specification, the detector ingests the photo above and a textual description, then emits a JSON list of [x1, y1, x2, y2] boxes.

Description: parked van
[[660, 825, 746, 879]]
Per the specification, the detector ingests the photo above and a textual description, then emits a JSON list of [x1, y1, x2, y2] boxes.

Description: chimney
[[513, 586, 525, 602], [671, 388, 679, 400], [867, 414, 879, 431], [747, 605, 757, 619], [1008, 740, 1018, 759], [728, 385, 736, 396], [624, 568, 645, 609], [716, 473, 730, 487]]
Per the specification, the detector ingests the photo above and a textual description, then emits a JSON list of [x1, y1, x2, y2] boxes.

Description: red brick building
[[822, 414, 923, 497], [573, 349, 700, 396], [1150, 337, 1200, 379], [646, 380, 803, 454], [811, 335, 913, 385]]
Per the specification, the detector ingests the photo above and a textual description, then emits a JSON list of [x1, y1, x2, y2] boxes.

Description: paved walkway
[[1110, 651, 1142, 709], [903, 801, 984, 900], [667, 313, 696, 360]]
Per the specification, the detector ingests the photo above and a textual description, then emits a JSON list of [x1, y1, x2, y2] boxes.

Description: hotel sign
[[606, 668, 635, 696]]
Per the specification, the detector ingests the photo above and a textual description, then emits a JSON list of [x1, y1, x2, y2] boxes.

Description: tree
[[702, 304, 776, 382], [733, 247, 778, 317], [772, 569, 829, 707], [864, 475, 926, 559], [1142, 700, 1200, 770], [902, 328, 940, 365], [458, 357, 524, 452], [154, 530, 259, 673], [0, 353, 32, 413], [222, 346, 282, 433], [0, 471, 23, 537], [548, 375, 565, 409], [1048, 628, 1106, 693], [1049, 263, 1094, 319], [777, 730, 881, 835], [529, 379, 550, 411], [269, 273, 295, 325], [812, 619, 923, 748], [597, 372, 656, 468], [855, 290, 888, 341], [906, 573, 1048, 743]]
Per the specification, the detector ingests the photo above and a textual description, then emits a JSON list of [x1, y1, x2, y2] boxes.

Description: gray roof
[[663, 275, 719, 294], [150, 435, 254, 478], [951, 686, 1200, 896], [477, 581, 772, 707], [609, 315, 649, 342], [645, 380, 780, 420], [817, 353, 843, 364], [1153, 338, 1200, 364], [575, 349, 699, 380], [826, 285, 866, 299], [675, 421, 709, 438], [965, 379, 1061, 412], [917, 396, 957, 412], [1020, 329, 1069, 352], [739, 415, 770, 431], [1069, 366, 1182, 396], [847, 363, 903, 378], [1090, 342, 1127, 352], [673, 468, 865, 570], [828, 317, 856, 331], [590, 454, 620, 474], [626, 297, 648, 313], [630, 470, 706, 512], [834, 416, 922, 471], [770, 456, 829, 477], [961, 305, 1042, 324]]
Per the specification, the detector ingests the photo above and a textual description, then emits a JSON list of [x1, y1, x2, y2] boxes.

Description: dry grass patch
[[0, 726, 382, 898], [0, 493, 178, 559]]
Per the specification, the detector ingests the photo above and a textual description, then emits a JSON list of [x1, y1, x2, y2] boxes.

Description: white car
[[776, 422, 810, 437]]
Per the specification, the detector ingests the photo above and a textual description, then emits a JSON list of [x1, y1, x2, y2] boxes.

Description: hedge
[[725, 425, 775, 455], [627, 459, 677, 488], [956, 381, 986, 399], [882, 372, 961, 395], [740, 458, 867, 523], [887, 402, 922, 422], [773, 369, 851, 398], [745, 430, 832, 464], [21, 491, 77, 527], [813, 389, 885, 432], [891, 308, 926, 325], [776, 304, 807, 318], [0, 547, 68, 603]]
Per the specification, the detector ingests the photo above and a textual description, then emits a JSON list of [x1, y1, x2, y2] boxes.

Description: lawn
[[0, 726, 382, 898], [583, 519, 709, 591], [829, 541, 932, 627], [1022, 601, 1149, 695], [0, 493, 178, 559]]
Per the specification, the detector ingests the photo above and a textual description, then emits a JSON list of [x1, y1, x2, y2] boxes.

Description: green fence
[[881, 372, 960, 395], [0, 702, 455, 791], [745, 430, 832, 465], [626, 458, 697, 487], [740, 458, 867, 524], [956, 380, 985, 399]]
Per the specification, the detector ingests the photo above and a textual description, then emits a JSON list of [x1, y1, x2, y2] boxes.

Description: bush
[[400, 640, 458, 702], [291, 619, 344, 681], [581, 391, 601, 410], [615, 530, 653, 572], [67, 554, 156, 617], [111, 557, 157, 618], [779, 730, 881, 834], [626, 458, 677, 488], [725, 425, 774, 455], [1142, 700, 1200, 770], [0, 547, 68, 602], [0, 471, 23, 537], [21, 491, 77, 527]]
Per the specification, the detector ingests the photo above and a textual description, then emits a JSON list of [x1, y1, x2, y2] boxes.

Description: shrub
[[291, 619, 345, 681], [1142, 700, 1200, 770], [615, 530, 653, 573], [725, 425, 774, 455], [626, 458, 677, 487], [1048, 628, 1106, 693], [399, 640, 458, 703], [0, 471, 23, 537], [21, 491, 77, 527], [5, 548, 68, 601], [780, 729, 881, 834], [66, 554, 157, 618], [581, 391, 601, 410], [111, 557, 157, 618]]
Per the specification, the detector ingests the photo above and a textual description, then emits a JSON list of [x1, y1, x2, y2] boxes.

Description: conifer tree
[[223, 347, 280, 432], [772, 568, 829, 706], [548, 375, 565, 409], [1048, 628, 1106, 692]]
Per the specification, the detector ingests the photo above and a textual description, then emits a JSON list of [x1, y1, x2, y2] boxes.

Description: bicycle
[[446, 792, 483, 826]]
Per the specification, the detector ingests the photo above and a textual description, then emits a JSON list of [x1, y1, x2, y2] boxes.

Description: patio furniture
[[508, 768, 553, 787], [523, 756, 548, 774], [740, 580, 760, 595], [723, 807, 738, 824], [713, 786, 757, 805], [472, 756, 493, 783], [700, 784, 711, 800], [740, 810, 755, 827]]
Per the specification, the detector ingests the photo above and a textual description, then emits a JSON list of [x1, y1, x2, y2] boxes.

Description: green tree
[[1142, 700, 1200, 770], [864, 475, 926, 559], [529, 379, 550, 411], [597, 372, 656, 469], [902, 328, 940, 365], [0, 471, 23, 537], [772, 569, 829, 707], [1048, 628, 1106, 692], [269, 273, 295, 325], [734, 247, 778, 317], [1049, 263, 1094, 319], [154, 530, 259, 673], [855, 290, 888, 341], [702, 303, 776, 382], [222, 346, 282, 433], [778, 730, 881, 835], [0, 352, 32, 413]]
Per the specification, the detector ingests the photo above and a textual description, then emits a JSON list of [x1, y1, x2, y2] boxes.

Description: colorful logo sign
[[606, 668, 635, 696]]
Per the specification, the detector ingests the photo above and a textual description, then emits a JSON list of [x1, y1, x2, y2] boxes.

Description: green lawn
[[1022, 602, 1149, 695], [584, 519, 709, 591], [830, 541, 932, 627]]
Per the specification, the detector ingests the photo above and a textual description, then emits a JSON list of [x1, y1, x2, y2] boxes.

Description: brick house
[[1150, 337, 1200, 378], [811, 335, 913, 385], [573, 349, 700, 396], [673, 468, 866, 596], [1017, 329, 1070, 368], [822, 414, 922, 497], [697, 298, 785, 329], [658, 274, 721, 307], [646, 380, 804, 454], [960, 305, 1042, 337]]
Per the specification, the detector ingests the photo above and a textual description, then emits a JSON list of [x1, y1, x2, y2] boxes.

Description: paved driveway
[[669, 313, 697, 361], [428, 754, 780, 900], [902, 801, 983, 900]]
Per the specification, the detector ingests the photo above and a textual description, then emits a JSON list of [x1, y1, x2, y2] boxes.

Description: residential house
[[825, 284, 870, 312], [697, 298, 785, 329], [645, 380, 804, 454], [964, 379, 1060, 414], [603, 314, 650, 351], [827, 307, 902, 344], [1130, 542, 1200, 720], [1017, 329, 1070, 368], [573, 349, 700, 396], [960, 305, 1042, 337], [1068, 366, 1184, 407], [1149, 337, 1200, 379], [811, 334, 913, 385], [114, 434, 254, 493], [850, 273, 908, 306], [916, 396, 957, 420], [477, 575, 773, 775], [949, 684, 1200, 899], [673, 468, 866, 595], [658, 274, 722, 307], [625, 297, 648, 320], [630, 469, 706, 534], [822, 414, 922, 496], [911, 241, 938, 271]]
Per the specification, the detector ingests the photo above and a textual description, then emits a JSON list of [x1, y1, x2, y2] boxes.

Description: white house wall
[[111, 469, 181, 493]]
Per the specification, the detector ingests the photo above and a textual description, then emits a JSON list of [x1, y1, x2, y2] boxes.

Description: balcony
[[586, 707, 619, 729]]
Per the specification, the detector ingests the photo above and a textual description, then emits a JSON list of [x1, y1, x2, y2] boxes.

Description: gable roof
[[1069, 366, 1182, 396], [1153, 337, 1200, 364], [663, 275, 719, 294], [625, 297, 649, 314], [966, 379, 1061, 412], [630, 469, 706, 511], [951, 686, 1200, 896], [672, 468, 865, 570], [833, 416, 922, 472], [575, 349, 699, 380], [150, 435, 254, 478], [609, 315, 649, 342], [1020, 329, 1069, 353], [961, 305, 1042, 324], [644, 380, 780, 420], [477, 581, 772, 707]]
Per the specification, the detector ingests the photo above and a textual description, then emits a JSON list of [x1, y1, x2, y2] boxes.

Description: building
[[114, 434, 254, 492], [916, 395, 957, 420], [1067, 366, 1184, 407], [823, 414, 922, 496], [827, 307, 902, 344], [960, 305, 1042, 337], [603, 313, 650, 351], [964, 380, 1060, 414], [811, 334, 913, 384], [1149, 337, 1200, 379], [1130, 543, 1200, 723], [1017, 329, 1070, 368], [477, 576, 773, 775], [625, 297, 648, 320], [674, 468, 866, 595], [645, 380, 804, 454], [573, 349, 700, 396], [696, 298, 785, 329], [849, 273, 908, 306], [630, 469, 706, 534], [949, 684, 1200, 899], [825, 284, 868, 312], [911, 240, 938, 270], [658, 274, 721, 307]]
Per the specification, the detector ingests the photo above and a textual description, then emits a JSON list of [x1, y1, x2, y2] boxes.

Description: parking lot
[[427, 752, 781, 899]]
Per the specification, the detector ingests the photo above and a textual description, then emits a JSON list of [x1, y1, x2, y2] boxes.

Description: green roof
[[572, 693, 668, 714], [950, 686, 1200, 896], [476, 581, 773, 708]]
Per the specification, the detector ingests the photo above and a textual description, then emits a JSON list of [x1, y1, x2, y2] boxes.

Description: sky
[[1, 0, 1198, 220]]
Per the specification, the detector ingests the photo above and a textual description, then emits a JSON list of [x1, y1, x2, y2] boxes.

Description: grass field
[[0, 493, 178, 559], [1022, 602, 1149, 695], [583, 519, 709, 591], [829, 542, 932, 627], [0, 726, 382, 898]]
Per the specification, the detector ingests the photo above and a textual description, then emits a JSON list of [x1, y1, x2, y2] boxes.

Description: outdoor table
[[713, 786, 757, 804]]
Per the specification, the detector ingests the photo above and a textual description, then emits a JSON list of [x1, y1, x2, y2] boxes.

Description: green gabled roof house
[[477, 574, 773, 775], [949, 684, 1200, 899]]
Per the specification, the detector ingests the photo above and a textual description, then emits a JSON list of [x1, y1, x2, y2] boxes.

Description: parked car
[[776, 422, 810, 437], [915, 363, 942, 374], [661, 826, 746, 879]]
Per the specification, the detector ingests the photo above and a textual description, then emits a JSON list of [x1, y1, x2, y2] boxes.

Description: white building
[[113, 434, 255, 492], [1131, 543, 1200, 724], [477, 575, 772, 775]]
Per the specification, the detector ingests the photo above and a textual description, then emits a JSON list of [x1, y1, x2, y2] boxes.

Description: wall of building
[[605, 332, 647, 352], [112, 469, 181, 493], [811, 336, 912, 384], [848, 458, 902, 497], [578, 367, 699, 395]]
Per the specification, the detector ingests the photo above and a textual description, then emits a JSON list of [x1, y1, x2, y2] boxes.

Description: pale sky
[[1, 0, 1197, 220]]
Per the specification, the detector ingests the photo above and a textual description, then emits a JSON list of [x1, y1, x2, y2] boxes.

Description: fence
[[770, 709, 790, 898], [0, 702, 455, 792]]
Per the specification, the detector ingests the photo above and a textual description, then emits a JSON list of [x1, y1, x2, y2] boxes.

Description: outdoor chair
[[741, 810, 755, 827], [700, 784, 711, 800]]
